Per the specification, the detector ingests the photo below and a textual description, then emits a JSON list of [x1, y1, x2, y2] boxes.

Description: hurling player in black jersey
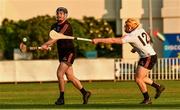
[[41, 7, 91, 105]]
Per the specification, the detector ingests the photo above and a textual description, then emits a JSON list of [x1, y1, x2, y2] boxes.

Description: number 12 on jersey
[[138, 32, 151, 46]]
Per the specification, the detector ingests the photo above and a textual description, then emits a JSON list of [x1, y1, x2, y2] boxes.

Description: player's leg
[[143, 76, 161, 90], [55, 62, 69, 105], [135, 66, 152, 104], [142, 69, 165, 100], [143, 55, 165, 99], [66, 66, 91, 104], [65, 66, 82, 89], [144, 76, 165, 99]]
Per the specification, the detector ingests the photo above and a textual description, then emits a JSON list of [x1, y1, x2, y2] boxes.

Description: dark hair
[[56, 7, 68, 14]]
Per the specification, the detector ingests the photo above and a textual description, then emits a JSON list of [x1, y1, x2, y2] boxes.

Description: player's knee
[[67, 76, 72, 81], [135, 77, 142, 83], [66, 74, 74, 81], [57, 73, 64, 80]]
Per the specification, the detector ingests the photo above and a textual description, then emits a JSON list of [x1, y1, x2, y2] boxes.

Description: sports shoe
[[140, 98, 152, 104], [155, 85, 165, 99], [55, 98, 65, 105], [83, 91, 91, 104]]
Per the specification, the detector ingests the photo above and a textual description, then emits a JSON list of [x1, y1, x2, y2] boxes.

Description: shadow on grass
[[1, 103, 180, 109]]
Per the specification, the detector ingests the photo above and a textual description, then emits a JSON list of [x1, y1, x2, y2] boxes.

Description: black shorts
[[138, 54, 157, 70], [58, 50, 75, 66]]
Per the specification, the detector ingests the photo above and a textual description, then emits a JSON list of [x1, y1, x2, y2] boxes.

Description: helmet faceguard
[[56, 7, 68, 22]]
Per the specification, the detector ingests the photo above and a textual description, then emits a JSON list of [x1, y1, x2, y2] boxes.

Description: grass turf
[[0, 80, 180, 109]]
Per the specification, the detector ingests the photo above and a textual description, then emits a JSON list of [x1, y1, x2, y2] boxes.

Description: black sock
[[80, 88, 87, 96], [142, 92, 149, 99], [151, 82, 160, 89], [59, 92, 64, 99]]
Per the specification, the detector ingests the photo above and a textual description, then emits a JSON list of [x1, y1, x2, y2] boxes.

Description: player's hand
[[41, 44, 49, 50], [19, 42, 27, 53], [92, 39, 99, 44]]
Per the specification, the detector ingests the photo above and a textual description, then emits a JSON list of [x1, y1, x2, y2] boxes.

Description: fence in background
[[0, 59, 114, 83], [114, 58, 180, 80], [0, 58, 179, 83]]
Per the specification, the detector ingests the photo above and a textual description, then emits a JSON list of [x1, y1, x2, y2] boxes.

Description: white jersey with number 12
[[122, 27, 156, 58]]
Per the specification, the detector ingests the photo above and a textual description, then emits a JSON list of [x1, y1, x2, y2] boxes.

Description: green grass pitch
[[0, 80, 180, 110]]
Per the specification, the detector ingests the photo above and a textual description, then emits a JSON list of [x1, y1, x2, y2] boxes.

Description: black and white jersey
[[122, 27, 156, 58]]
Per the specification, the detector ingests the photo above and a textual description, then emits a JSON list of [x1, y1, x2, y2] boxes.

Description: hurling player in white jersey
[[92, 18, 165, 104]]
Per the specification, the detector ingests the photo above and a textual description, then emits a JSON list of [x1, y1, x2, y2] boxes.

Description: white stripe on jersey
[[122, 27, 156, 58]]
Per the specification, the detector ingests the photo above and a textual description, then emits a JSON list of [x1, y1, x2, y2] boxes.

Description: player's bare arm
[[92, 37, 123, 44], [41, 38, 57, 50]]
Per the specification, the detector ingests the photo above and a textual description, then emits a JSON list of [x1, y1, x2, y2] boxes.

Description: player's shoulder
[[65, 20, 70, 24], [64, 20, 72, 29], [134, 27, 144, 32], [130, 27, 145, 35], [64, 20, 72, 27]]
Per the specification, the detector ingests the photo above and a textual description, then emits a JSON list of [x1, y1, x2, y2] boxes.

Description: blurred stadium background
[[0, 0, 180, 109]]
